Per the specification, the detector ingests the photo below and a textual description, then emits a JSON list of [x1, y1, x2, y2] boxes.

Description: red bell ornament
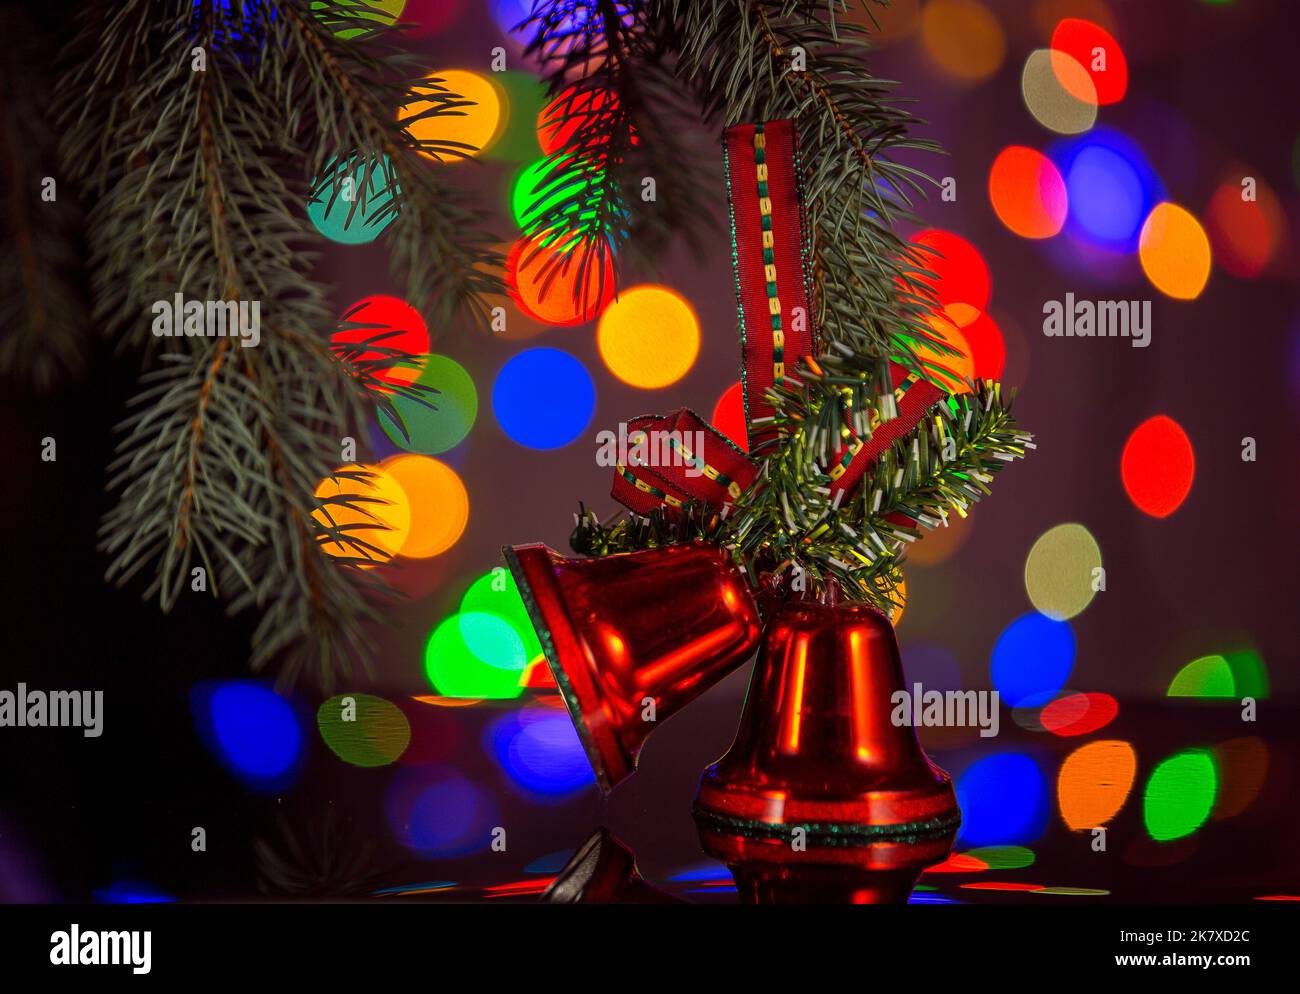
[[541, 828, 682, 904], [697, 828, 955, 904], [694, 600, 961, 844], [505, 541, 763, 794]]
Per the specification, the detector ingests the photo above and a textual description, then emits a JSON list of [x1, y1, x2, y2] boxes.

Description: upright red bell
[[505, 541, 762, 793], [694, 600, 961, 845], [697, 827, 955, 904]]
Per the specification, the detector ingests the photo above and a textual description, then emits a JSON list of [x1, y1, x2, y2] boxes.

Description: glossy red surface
[[507, 542, 763, 794], [542, 828, 681, 904], [698, 827, 954, 904], [695, 600, 959, 834]]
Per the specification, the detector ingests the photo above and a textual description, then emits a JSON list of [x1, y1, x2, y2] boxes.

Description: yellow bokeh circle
[[313, 463, 412, 567], [1023, 522, 1102, 620], [1021, 49, 1098, 135], [597, 285, 700, 389], [1139, 202, 1212, 300], [381, 453, 469, 558], [403, 69, 506, 162]]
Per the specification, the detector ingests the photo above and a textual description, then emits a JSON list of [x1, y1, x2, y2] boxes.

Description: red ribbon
[[607, 119, 944, 523], [723, 120, 819, 451], [610, 409, 757, 516]]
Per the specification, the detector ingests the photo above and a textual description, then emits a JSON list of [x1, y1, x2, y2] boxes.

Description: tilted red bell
[[505, 541, 762, 794], [694, 599, 961, 845]]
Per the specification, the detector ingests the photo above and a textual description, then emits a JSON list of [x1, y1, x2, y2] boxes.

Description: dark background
[[1, 0, 1298, 903]]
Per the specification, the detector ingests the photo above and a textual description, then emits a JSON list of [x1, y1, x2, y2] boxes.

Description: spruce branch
[[58, 0, 469, 688], [0, 5, 90, 388], [518, 0, 716, 311], [274, 1, 505, 327]]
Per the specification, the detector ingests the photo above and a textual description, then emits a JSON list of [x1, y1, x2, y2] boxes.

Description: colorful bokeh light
[[1167, 654, 1236, 698], [1040, 691, 1119, 736], [1205, 175, 1285, 279], [380, 454, 468, 558], [459, 567, 543, 668], [192, 681, 303, 791], [307, 155, 400, 245], [1023, 522, 1102, 620], [711, 381, 748, 452], [988, 146, 1068, 239], [1057, 739, 1136, 830], [964, 845, 1036, 870], [425, 613, 526, 699], [459, 611, 528, 675], [94, 882, 177, 905], [910, 229, 991, 311], [511, 156, 608, 243], [956, 753, 1050, 846], [1050, 18, 1127, 105], [492, 347, 595, 450], [1051, 129, 1163, 250], [378, 354, 478, 454], [313, 0, 406, 39], [991, 613, 1075, 707], [332, 295, 428, 392], [1143, 750, 1218, 842], [404, 69, 505, 162], [920, 0, 1006, 83], [597, 285, 700, 389], [919, 310, 976, 394], [1120, 414, 1195, 518], [538, 86, 621, 156], [313, 463, 412, 566], [1139, 202, 1212, 300], [316, 693, 411, 767], [1022, 49, 1098, 135], [488, 706, 594, 798], [507, 236, 615, 326], [942, 304, 1005, 380]]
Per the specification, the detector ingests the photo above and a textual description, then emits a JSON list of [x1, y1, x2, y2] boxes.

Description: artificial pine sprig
[[53, 0, 493, 687], [573, 379, 1031, 613], [0, 4, 89, 389], [518, 0, 717, 309]]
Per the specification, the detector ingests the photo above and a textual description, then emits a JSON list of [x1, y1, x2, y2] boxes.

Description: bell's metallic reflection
[[506, 542, 762, 794]]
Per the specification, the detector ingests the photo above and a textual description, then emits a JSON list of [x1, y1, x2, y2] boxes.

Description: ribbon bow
[[609, 119, 942, 524]]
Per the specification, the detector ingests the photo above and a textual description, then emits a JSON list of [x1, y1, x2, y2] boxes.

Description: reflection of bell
[[505, 542, 762, 793], [694, 600, 961, 845], [541, 828, 681, 904], [697, 824, 955, 904]]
